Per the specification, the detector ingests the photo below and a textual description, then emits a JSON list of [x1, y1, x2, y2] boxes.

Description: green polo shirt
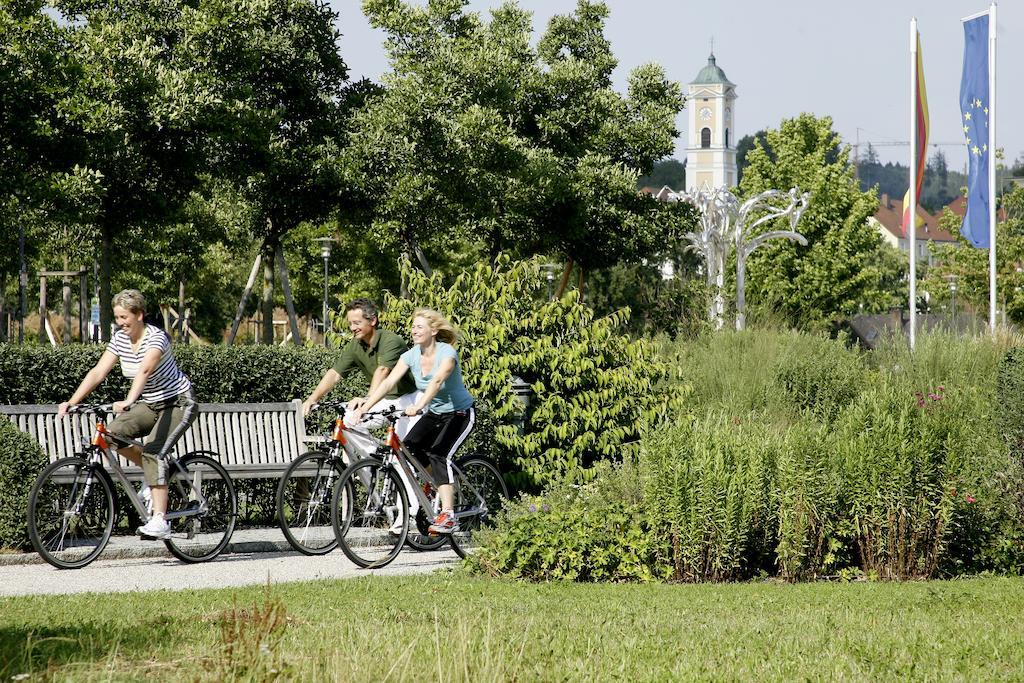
[[332, 329, 416, 399]]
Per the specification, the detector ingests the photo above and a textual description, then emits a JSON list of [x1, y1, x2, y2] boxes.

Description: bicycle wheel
[[163, 452, 237, 563], [28, 455, 115, 569], [276, 450, 342, 555], [448, 455, 508, 559], [332, 458, 408, 569]]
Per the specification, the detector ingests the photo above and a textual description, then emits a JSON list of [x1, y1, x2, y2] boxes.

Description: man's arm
[[368, 365, 391, 395], [303, 368, 342, 417]]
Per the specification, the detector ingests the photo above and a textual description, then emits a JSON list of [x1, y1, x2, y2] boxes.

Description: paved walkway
[[0, 528, 460, 596]]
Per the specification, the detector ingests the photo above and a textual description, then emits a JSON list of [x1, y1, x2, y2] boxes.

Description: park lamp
[[316, 237, 334, 261], [315, 237, 335, 344]]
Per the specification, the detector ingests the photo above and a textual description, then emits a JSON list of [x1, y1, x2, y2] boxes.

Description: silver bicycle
[[26, 403, 237, 569], [330, 406, 508, 569]]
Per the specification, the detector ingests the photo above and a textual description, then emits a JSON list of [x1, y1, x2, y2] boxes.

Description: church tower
[[685, 52, 738, 192]]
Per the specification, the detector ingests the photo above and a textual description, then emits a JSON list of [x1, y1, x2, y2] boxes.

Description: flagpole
[[988, 2, 997, 332], [909, 18, 918, 350]]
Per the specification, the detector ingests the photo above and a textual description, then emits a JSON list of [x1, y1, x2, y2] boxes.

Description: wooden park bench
[[0, 401, 318, 481]]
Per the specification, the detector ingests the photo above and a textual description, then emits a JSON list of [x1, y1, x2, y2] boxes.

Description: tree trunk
[[577, 266, 586, 299], [411, 237, 433, 276], [62, 256, 71, 346], [100, 222, 112, 342], [554, 258, 574, 299], [79, 267, 87, 342], [261, 239, 275, 344], [275, 245, 301, 345], [177, 280, 186, 340], [227, 252, 263, 345], [38, 275, 47, 344]]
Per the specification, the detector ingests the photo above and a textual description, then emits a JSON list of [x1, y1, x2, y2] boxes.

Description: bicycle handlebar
[[308, 399, 349, 414], [361, 406, 424, 422], [66, 403, 115, 416]]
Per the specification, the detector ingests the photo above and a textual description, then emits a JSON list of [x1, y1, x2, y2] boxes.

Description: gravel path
[[0, 528, 460, 596]]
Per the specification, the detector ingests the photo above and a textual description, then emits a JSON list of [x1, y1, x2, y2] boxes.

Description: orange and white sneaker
[[428, 510, 459, 535]]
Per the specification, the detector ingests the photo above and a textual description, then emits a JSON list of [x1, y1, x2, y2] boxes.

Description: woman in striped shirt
[[58, 289, 197, 540]]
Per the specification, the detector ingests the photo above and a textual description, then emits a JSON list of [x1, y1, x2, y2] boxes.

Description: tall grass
[[474, 328, 1024, 582]]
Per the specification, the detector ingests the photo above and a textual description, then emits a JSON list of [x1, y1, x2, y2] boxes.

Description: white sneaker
[[387, 504, 418, 536], [139, 484, 153, 514], [137, 515, 171, 540]]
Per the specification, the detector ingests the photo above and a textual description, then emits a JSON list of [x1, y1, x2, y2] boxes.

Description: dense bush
[[996, 346, 1024, 461], [375, 255, 687, 486], [466, 461, 661, 582], [0, 418, 48, 550], [772, 333, 866, 420]]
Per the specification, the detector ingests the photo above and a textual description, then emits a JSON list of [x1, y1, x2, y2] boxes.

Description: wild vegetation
[[470, 329, 1024, 582]]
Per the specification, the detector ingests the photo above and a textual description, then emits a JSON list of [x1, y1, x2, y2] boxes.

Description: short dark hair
[[344, 298, 379, 322]]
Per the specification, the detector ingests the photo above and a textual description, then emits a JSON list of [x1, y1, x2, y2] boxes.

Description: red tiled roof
[[874, 198, 957, 242]]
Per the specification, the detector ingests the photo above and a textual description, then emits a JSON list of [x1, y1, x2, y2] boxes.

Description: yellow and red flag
[[902, 31, 929, 235]]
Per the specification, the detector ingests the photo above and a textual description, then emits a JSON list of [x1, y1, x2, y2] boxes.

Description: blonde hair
[[413, 308, 457, 345], [111, 289, 147, 314]]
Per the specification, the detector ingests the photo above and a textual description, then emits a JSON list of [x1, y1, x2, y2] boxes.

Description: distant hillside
[[638, 159, 685, 191]]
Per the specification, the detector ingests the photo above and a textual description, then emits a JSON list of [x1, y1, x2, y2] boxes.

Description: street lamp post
[[541, 263, 558, 299], [315, 237, 334, 345]]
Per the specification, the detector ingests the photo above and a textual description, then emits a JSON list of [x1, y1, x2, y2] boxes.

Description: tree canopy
[[738, 114, 903, 328], [343, 0, 687, 279]]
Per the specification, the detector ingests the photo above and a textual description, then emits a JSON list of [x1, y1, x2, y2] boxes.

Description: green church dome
[[692, 53, 733, 85]]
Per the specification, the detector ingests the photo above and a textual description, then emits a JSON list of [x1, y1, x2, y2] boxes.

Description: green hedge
[[0, 418, 48, 550], [0, 343, 368, 405]]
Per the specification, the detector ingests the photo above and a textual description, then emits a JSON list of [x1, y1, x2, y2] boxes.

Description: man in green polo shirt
[[302, 297, 419, 440]]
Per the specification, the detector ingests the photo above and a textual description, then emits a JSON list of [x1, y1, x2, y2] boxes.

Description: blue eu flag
[[960, 13, 990, 249]]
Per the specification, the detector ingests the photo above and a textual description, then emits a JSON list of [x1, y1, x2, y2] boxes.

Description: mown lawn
[[2, 573, 1023, 681]]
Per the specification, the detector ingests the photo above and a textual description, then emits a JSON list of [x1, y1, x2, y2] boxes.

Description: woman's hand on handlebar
[[57, 401, 72, 418], [404, 406, 422, 417], [112, 400, 134, 414]]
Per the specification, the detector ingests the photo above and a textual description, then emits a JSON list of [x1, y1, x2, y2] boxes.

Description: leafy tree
[[52, 0, 223, 340], [345, 0, 687, 290], [179, 0, 358, 343], [0, 2, 81, 326], [735, 129, 768, 185], [856, 148, 967, 213], [738, 114, 902, 328], [922, 185, 1024, 325]]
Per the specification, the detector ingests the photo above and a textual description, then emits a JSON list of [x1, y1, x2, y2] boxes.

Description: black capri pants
[[403, 407, 475, 485]]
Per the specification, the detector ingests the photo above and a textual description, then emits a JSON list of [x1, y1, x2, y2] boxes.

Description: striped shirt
[[107, 324, 192, 403]]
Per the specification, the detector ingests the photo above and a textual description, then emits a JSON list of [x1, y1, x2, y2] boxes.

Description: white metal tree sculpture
[[731, 188, 809, 330], [665, 186, 809, 330]]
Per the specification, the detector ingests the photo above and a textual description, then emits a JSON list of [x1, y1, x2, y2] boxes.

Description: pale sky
[[331, 0, 1023, 173]]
